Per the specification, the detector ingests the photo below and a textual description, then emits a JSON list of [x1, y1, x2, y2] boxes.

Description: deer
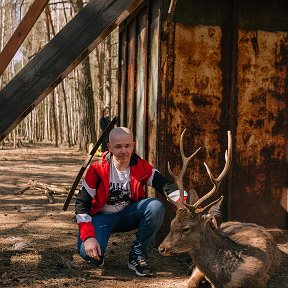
[[158, 130, 281, 288]]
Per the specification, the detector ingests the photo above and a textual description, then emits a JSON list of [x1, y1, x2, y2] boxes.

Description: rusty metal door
[[118, 0, 287, 228], [158, 0, 287, 229], [231, 0, 288, 227]]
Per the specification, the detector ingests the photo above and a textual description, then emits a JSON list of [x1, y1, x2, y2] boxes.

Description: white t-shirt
[[101, 157, 132, 213]]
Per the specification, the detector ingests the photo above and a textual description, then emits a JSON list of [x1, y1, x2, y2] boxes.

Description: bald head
[[109, 127, 133, 143], [108, 127, 134, 167]]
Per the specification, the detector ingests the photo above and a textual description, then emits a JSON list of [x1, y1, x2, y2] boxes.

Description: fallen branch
[[17, 180, 79, 204], [45, 190, 55, 204], [18, 180, 69, 194], [85, 275, 132, 281]]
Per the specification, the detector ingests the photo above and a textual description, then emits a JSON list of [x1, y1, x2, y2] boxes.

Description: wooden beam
[[0, 0, 49, 76], [0, 0, 143, 141]]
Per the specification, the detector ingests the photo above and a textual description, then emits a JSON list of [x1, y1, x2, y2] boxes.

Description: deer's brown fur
[[160, 208, 281, 287], [159, 130, 281, 288]]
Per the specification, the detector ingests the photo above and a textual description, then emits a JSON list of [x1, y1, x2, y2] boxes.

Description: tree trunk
[[70, 0, 96, 151], [62, 80, 71, 147], [77, 56, 97, 151]]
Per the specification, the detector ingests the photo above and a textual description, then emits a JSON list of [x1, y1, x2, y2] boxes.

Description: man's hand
[[84, 237, 101, 260]]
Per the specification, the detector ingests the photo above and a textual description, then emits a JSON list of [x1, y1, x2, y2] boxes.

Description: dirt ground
[[0, 143, 287, 288]]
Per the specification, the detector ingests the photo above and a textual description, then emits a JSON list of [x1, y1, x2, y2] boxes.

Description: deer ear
[[199, 196, 224, 218], [207, 196, 223, 217]]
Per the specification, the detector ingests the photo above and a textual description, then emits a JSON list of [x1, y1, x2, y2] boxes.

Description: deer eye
[[182, 227, 190, 233]]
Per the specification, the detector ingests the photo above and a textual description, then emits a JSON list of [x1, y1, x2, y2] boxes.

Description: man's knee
[[149, 198, 165, 214], [144, 198, 165, 225]]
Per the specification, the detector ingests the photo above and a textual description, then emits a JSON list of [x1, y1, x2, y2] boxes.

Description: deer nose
[[158, 246, 167, 254]]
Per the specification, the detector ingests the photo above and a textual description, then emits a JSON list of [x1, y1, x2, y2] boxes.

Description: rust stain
[[233, 29, 287, 226], [237, 30, 287, 167], [164, 23, 224, 193]]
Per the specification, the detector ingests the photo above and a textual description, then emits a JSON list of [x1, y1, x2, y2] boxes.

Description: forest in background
[[0, 0, 119, 150]]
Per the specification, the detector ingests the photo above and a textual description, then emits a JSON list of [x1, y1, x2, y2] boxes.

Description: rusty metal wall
[[166, 23, 225, 191], [158, 0, 287, 229], [147, 1, 160, 169], [126, 19, 137, 130], [232, 1, 288, 226], [135, 9, 148, 158], [158, 19, 229, 240], [233, 29, 288, 226], [119, 30, 127, 125], [119, 0, 287, 231]]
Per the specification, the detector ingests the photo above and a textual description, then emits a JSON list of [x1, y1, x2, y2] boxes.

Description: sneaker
[[128, 257, 153, 277]]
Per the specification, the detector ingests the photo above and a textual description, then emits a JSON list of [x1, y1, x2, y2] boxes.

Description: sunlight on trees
[[0, 0, 118, 150]]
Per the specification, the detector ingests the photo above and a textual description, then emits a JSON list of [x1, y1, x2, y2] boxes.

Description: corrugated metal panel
[[119, 0, 287, 231], [126, 20, 137, 130], [119, 30, 127, 126], [157, 16, 228, 241], [135, 10, 148, 158], [146, 0, 160, 197], [147, 0, 160, 167], [118, 0, 161, 162], [158, 19, 175, 183]]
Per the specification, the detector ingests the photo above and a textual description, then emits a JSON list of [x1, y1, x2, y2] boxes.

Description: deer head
[[159, 130, 232, 255]]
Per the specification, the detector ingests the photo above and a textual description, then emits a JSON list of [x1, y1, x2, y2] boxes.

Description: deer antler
[[166, 129, 201, 209], [192, 131, 232, 210]]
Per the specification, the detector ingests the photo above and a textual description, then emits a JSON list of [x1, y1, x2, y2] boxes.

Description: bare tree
[[0, 0, 118, 148], [70, 0, 96, 151]]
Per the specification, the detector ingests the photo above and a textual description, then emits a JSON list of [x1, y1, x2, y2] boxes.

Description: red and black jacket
[[75, 152, 177, 241]]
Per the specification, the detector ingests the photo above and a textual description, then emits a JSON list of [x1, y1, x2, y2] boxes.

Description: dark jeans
[[77, 198, 165, 264]]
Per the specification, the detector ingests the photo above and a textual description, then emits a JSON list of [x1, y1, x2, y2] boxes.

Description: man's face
[[104, 108, 109, 117], [108, 134, 134, 164]]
